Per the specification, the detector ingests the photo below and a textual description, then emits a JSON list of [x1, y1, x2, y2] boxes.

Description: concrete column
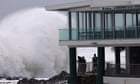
[[97, 47, 105, 84], [115, 47, 121, 74], [68, 47, 77, 84], [126, 47, 130, 74]]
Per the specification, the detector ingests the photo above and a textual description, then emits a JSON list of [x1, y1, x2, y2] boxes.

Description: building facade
[[47, 0, 140, 84]]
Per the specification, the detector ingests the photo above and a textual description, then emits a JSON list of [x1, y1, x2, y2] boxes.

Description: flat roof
[[46, 0, 91, 11], [46, 0, 140, 11]]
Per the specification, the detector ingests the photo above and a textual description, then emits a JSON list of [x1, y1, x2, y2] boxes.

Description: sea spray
[[0, 8, 69, 78]]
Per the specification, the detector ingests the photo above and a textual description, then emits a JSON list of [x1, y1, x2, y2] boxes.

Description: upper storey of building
[[46, 0, 140, 47]]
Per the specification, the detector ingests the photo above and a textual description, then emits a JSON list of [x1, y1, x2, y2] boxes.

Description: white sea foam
[[0, 8, 69, 78]]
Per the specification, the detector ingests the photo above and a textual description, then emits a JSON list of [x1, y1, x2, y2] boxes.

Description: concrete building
[[46, 0, 140, 84]]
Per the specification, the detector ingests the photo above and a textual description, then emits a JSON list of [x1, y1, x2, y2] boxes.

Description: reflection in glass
[[126, 13, 136, 38], [95, 13, 101, 31], [95, 13, 102, 39], [137, 14, 140, 37], [79, 12, 83, 30], [71, 12, 77, 29], [115, 14, 124, 38], [71, 12, 78, 40], [105, 13, 113, 39], [115, 14, 124, 30], [79, 12, 86, 40]]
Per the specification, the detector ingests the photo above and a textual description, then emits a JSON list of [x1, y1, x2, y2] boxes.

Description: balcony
[[105, 64, 140, 77], [59, 26, 140, 41], [77, 62, 140, 77]]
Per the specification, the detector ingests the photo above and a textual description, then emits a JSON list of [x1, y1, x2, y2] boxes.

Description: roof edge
[[46, 0, 91, 11]]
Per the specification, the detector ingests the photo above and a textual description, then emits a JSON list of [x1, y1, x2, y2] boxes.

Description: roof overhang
[[46, 0, 140, 11], [46, 0, 91, 11], [91, 0, 136, 7]]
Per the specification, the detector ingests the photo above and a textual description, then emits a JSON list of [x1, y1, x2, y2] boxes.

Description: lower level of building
[[68, 46, 140, 84]]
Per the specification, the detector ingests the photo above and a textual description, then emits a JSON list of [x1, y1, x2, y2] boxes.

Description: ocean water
[[0, 7, 69, 78], [0, 79, 18, 84]]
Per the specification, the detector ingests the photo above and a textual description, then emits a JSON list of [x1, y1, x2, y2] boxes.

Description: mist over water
[[0, 8, 68, 78]]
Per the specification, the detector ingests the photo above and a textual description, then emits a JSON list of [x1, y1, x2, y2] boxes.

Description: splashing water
[[0, 8, 69, 78]]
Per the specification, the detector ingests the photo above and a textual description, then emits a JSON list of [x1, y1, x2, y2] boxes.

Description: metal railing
[[77, 62, 97, 76], [77, 62, 140, 77], [59, 26, 140, 40], [105, 64, 140, 77]]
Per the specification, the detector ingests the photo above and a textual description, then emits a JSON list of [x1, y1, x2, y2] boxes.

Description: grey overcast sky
[[0, 0, 79, 20]]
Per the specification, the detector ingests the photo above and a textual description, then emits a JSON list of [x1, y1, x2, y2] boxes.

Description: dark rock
[[47, 71, 69, 83], [6, 77, 20, 80], [28, 78, 40, 84], [39, 80, 47, 84], [17, 71, 69, 84], [17, 78, 48, 84], [17, 78, 29, 84]]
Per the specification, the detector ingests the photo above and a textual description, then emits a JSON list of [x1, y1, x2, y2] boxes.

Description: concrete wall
[[104, 76, 140, 84], [60, 39, 140, 47]]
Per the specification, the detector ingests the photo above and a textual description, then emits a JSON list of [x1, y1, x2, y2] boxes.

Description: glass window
[[105, 13, 113, 39], [105, 14, 112, 31], [115, 13, 124, 38], [82, 12, 86, 31], [132, 14, 136, 27], [95, 13, 102, 39], [95, 13, 101, 31], [78, 12, 88, 40], [86, 12, 93, 39], [71, 12, 78, 40], [115, 14, 124, 30], [138, 14, 140, 26], [86, 12, 92, 31], [91, 12, 95, 32], [126, 14, 132, 28], [137, 13, 140, 37], [79, 12, 83, 29], [126, 13, 135, 38], [71, 12, 77, 29], [79, 12, 86, 31]]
